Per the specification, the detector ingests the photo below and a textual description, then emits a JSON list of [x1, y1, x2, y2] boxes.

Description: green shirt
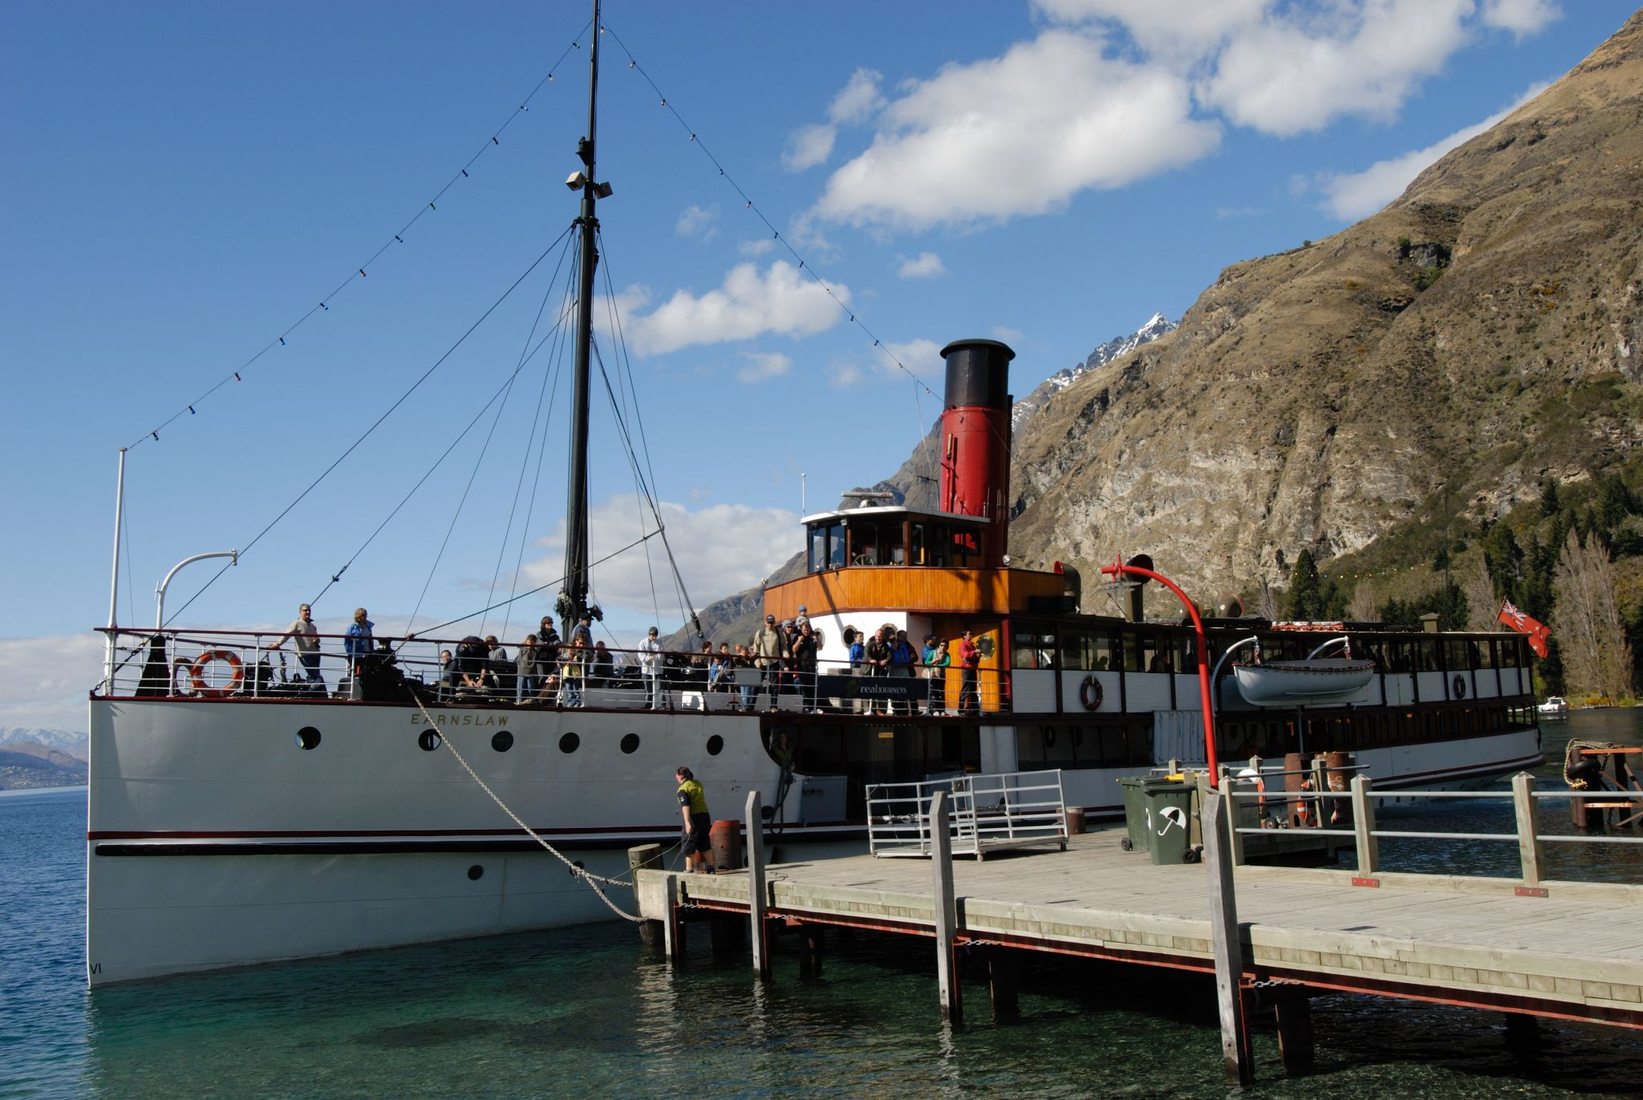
[[676, 778, 708, 817]]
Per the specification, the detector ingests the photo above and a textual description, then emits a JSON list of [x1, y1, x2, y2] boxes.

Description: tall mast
[[561, 0, 605, 634]]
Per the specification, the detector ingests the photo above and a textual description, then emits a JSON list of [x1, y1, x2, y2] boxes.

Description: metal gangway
[[867, 769, 1069, 860]]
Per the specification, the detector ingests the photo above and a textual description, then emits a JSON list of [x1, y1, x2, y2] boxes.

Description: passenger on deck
[[923, 636, 949, 714], [958, 628, 980, 716], [590, 640, 613, 687], [791, 620, 819, 711], [733, 644, 755, 711], [562, 638, 586, 707], [846, 627, 866, 713], [750, 614, 786, 710], [639, 626, 667, 710], [344, 608, 373, 699], [864, 625, 892, 714], [267, 602, 324, 690], [515, 635, 541, 702], [889, 629, 917, 715]]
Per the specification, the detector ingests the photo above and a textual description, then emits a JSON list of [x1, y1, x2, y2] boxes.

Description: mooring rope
[[410, 695, 645, 922]]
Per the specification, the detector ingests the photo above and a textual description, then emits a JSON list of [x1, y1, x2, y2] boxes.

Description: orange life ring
[[1079, 675, 1103, 711], [190, 650, 244, 698]]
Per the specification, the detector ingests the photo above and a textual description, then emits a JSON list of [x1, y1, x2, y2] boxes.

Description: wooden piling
[[747, 789, 770, 983], [628, 843, 665, 946], [988, 948, 1020, 1024], [663, 872, 684, 961], [1504, 1012, 1542, 1055], [1273, 998, 1315, 1070], [930, 790, 963, 1024], [799, 926, 824, 980], [1203, 788, 1253, 1087]]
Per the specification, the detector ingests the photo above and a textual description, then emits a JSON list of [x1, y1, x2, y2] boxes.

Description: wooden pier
[[634, 789, 1643, 1085]]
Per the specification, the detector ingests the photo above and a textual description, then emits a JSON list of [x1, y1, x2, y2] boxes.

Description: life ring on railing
[[1079, 675, 1103, 711], [171, 658, 195, 696], [190, 650, 244, 698]]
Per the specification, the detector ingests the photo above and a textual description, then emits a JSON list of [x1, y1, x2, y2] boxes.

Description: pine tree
[[1285, 550, 1322, 619]]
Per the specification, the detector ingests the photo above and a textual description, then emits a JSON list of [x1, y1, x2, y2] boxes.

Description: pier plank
[[649, 830, 1643, 1029]]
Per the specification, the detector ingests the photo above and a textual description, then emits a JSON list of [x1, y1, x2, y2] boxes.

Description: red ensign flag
[[1498, 600, 1551, 659]]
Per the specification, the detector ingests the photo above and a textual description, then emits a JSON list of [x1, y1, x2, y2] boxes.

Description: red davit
[[939, 339, 1014, 568]]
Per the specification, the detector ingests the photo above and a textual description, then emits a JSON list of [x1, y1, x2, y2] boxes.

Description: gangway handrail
[[867, 769, 1068, 859]]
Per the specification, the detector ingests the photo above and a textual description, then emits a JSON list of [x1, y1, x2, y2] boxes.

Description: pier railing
[[867, 769, 1068, 859], [1221, 769, 1643, 887]]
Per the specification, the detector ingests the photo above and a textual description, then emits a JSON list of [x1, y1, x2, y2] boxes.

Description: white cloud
[[896, 251, 946, 279], [1032, 0, 1270, 64], [880, 338, 945, 378], [826, 360, 865, 388], [1481, 0, 1561, 36], [675, 204, 718, 240], [737, 350, 792, 383], [814, 30, 1219, 229], [991, 325, 1024, 343], [738, 237, 776, 258], [626, 261, 847, 356], [782, 69, 885, 172], [1199, 0, 1475, 136], [523, 497, 797, 633], [1317, 81, 1549, 220], [782, 124, 837, 172], [0, 633, 106, 732]]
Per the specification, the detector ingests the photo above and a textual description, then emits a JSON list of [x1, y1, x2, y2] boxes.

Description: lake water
[[6, 712, 1643, 1098]]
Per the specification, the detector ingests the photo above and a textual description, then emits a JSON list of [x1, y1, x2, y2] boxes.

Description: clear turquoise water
[[7, 713, 1643, 1098]]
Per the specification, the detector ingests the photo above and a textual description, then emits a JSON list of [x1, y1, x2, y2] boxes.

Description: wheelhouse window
[[1012, 627, 1057, 670]]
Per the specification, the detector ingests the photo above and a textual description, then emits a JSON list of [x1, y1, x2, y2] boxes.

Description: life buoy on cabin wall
[[1452, 675, 1467, 699], [190, 650, 244, 698], [1079, 675, 1103, 711]]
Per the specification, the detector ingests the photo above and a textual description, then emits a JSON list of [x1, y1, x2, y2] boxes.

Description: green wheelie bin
[[1139, 778, 1195, 864], [1116, 776, 1148, 852]]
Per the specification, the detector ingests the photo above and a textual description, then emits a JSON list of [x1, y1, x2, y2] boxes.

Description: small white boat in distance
[[1539, 695, 1569, 717], [1233, 659, 1377, 707]]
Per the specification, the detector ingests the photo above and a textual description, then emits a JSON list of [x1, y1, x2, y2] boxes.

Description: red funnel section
[[939, 339, 1013, 567]]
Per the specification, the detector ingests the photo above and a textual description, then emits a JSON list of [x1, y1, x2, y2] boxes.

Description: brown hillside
[[1009, 11, 1643, 603]]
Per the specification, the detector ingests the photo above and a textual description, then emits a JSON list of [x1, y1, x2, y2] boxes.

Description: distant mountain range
[[0, 728, 88, 790], [1011, 313, 1177, 434]]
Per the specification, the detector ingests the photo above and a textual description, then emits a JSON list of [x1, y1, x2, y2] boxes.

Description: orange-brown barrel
[[709, 818, 742, 872]]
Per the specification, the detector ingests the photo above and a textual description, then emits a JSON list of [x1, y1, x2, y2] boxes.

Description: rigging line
[[409, 281, 567, 637], [590, 339, 702, 640], [125, 26, 592, 454], [502, 300, 575, 639], [310, 241, 579, 618], [480, 236, 581, 639], [163, 241, 562, 627], [601, 24, 942, 409], [411, 528, 661, 640]]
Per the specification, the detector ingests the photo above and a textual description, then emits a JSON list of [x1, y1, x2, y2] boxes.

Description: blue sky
[[2, 0, 1635, 731]]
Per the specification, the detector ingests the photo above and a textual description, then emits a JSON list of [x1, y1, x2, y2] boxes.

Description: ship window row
[[1218, 705, 1512, 760], [806, 518, 981, 572], [1012, 622, 1527, 674]]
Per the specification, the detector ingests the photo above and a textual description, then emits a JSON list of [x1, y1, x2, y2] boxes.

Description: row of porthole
[[294, 727, 726, 757]]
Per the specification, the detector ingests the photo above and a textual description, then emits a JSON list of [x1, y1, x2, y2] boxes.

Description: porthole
[[492, 731, 514, 753], [706, 734, 725, 756], [559, 732, 580, 754], [620, 733, 640, 755], [296, 727, 321, 750], [467, 864, 484, 881], [418, 730, 442, 752]]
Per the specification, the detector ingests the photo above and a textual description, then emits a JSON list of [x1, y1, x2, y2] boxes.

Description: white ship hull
[[86, 696, 841, 985]]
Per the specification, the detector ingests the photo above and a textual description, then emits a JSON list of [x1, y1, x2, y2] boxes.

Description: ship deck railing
[[866, 769, 1068, 859], [93, 626, 1011, 714]]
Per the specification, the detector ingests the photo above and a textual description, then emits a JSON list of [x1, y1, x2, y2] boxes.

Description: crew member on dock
[[675, 766, 711, 874]]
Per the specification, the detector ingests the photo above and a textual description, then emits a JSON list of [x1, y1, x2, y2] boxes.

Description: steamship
[[86, 7, 1542, 987]]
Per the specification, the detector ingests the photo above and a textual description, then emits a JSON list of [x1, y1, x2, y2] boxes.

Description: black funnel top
[[941, 339, 1014, 410]]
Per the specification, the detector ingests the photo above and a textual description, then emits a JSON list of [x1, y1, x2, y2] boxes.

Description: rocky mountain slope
[[675, 12, 1643, 640], [1009, 11, 1643, 602]]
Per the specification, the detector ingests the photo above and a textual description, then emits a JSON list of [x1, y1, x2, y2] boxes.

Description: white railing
[[867, 769, 1068, 859], [1219, 770, 1643, 887]]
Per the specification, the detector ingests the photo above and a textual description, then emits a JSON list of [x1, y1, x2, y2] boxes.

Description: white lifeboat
[[1232, 658, 1375, 706]]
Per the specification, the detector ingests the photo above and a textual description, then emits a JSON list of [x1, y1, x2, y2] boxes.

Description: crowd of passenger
[[255, 601, 981, 714]]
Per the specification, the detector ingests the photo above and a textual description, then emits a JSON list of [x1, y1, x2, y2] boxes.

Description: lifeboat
[[1232, 658, 1375, 706]]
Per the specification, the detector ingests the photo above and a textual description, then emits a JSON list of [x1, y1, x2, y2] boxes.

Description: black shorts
[[682, 812, 712, 855]]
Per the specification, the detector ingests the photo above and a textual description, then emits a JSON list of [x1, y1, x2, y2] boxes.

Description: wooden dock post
[[663, 872, 684, 961], [1203, 788, 1253, 1087], [799, 925, 824, 980], [628, 843, 664, 946], [1351, 775, 1378, 875], [746, 789, 770, 983], [988, 948, 1020, 1024], [1513, 772, 1542, 887], [1273, 998, 1315, 1070], [930, 790, 963, 1024]]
